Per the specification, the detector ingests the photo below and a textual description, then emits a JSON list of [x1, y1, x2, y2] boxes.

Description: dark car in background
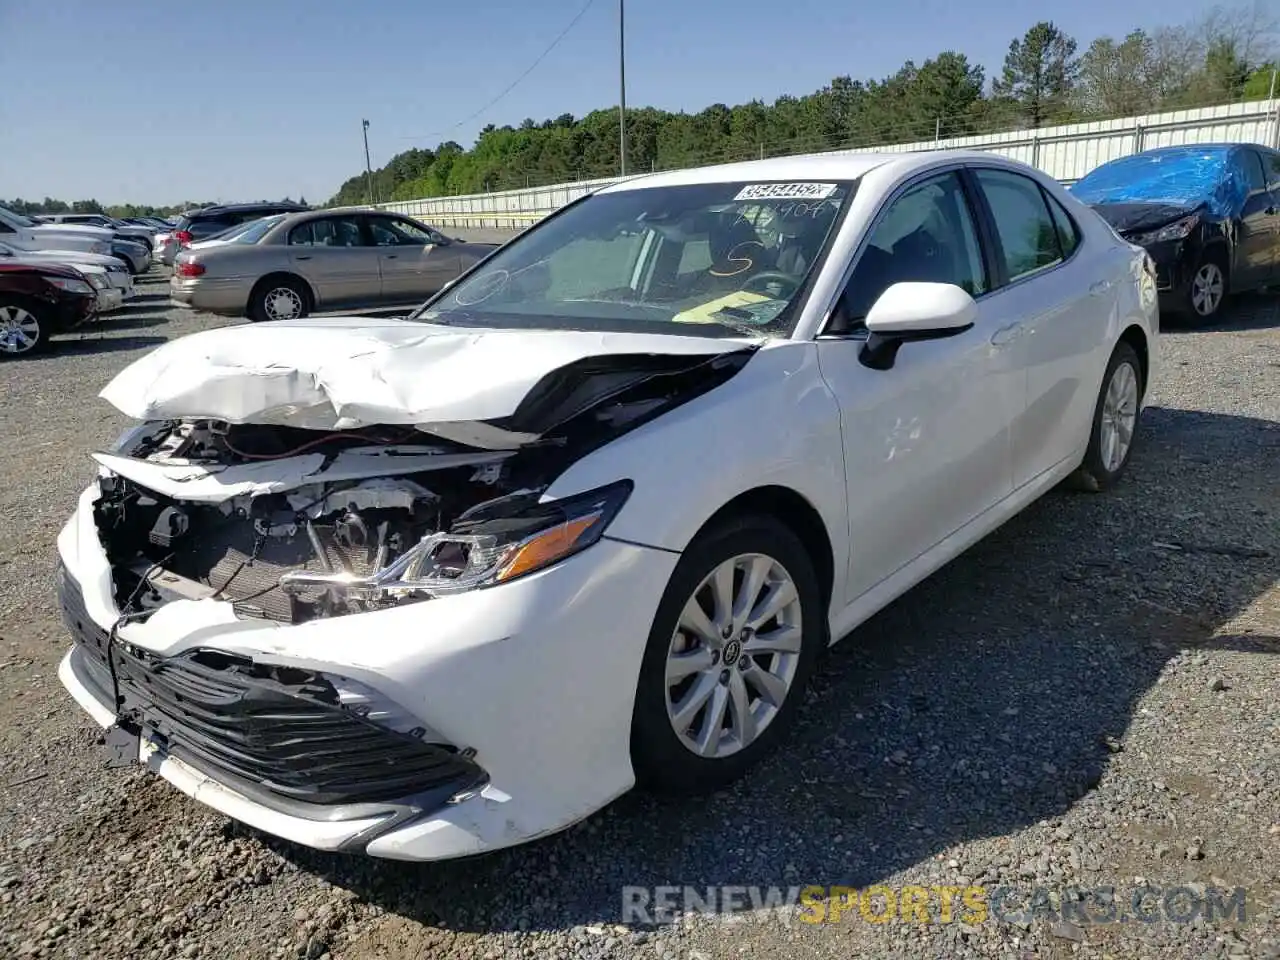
[[1072, 143, 1280, 323], [0, 262, 99, 357], [165, 201, 312, 262]]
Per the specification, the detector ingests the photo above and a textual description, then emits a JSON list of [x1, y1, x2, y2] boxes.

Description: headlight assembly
[[1132, 213, 1199, 246], [48, 277, 95, 295], [279, 479, 634, 602]]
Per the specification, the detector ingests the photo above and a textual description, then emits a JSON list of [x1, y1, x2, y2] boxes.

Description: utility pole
[[618, 0, 628, 176], [362, 119, 376, 205]]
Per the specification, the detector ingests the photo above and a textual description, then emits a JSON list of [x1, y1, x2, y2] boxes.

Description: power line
[[400, 0, 598, 143]]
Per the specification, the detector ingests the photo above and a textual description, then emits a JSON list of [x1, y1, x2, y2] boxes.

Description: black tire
[[114, 254, 139, 276], [1069, 341, 1144, 492], [631, 514, 823, 794], [249, 276, 311, 323], [1181, 249, 1228, 325], [0, 296, 52, 359]]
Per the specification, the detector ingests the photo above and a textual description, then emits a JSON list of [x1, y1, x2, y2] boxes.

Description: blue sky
[[2, 0, 1214, 206]]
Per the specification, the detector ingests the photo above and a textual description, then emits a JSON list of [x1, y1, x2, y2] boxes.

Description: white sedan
[[56, 151, 1157, 861]]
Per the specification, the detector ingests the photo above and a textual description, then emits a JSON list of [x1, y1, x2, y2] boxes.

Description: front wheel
[[1184, 254, 1227, 324], [1070, 341, 1143, 492], [631, 515, 823, 794], [249, 278, 310, 323], [0, 298, 51, 358]]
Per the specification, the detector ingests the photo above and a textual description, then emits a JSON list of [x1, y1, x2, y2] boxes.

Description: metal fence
[[378, 98, 1280, 231]]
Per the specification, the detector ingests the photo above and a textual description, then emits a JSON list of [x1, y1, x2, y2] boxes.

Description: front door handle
[[294, 255, 312, 261], [990, 322, 1023, 346], [385, 254, 398, 259], [1089, 279, 1110, 295]]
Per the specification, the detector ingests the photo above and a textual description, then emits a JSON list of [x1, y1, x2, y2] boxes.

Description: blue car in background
[[1072, 143, 1280, 323]]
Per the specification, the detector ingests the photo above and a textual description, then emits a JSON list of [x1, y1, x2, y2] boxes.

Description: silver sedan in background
[[170, 209, 499, 321]]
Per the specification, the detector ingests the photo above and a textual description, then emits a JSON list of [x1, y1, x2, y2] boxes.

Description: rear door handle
[[385, 254, 398, 259], [1089, 280, 1109, 295]]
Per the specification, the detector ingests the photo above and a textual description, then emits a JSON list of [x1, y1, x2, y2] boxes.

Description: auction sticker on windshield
[[734, 182, 837, 201]]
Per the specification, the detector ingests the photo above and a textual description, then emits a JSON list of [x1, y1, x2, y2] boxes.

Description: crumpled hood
[[1090, 202, 1201, 236], [100, 316, 751, 432]]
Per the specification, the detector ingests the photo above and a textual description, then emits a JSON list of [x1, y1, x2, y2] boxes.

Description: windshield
[[0, 206, 37, 228], [1072, 148, 1231, 206], [227, 215, 285, 244], [414, 179, 855, 338]]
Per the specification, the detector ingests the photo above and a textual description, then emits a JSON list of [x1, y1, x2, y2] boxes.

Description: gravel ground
[[0, 271, 1277, 960]]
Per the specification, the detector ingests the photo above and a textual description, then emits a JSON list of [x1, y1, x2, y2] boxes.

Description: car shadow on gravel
[[99, 314, 171, 331], [1163, 292, 1280, 333], [41, 335, 169, 358], [255, 405, 1278, 936]]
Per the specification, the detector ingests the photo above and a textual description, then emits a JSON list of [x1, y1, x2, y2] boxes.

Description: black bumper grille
[[57, 562, 485, 808]]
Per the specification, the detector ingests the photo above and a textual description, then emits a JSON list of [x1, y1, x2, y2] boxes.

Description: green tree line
[[330, 4, 1280, 206], [0, 196, 309, 219]]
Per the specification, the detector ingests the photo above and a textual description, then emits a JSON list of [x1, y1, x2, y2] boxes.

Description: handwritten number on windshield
[[709, 240, 765, 277]]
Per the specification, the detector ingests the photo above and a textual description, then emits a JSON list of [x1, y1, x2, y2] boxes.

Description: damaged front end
[[91, 346, 751, 627], [60, 344, 753, 823]]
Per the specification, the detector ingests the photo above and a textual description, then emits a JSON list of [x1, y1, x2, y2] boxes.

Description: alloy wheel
[[264, 287, 303, 321], [664, 553, 803, 759], [0, 305, 41, 356], [1191, 262, 1224, 317], [1099, 361, 1139, 473]]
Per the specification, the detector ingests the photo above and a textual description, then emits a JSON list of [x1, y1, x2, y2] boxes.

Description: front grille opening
[[58, 563, 485, 808]]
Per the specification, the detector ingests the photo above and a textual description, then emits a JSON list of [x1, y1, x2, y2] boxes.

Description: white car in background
[[0, 206, 114, 256], [0, 241, 136, 302], [36, 214, 157, 250], [56, 151, 1157, 862]]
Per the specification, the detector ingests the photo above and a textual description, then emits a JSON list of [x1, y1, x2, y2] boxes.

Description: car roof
[[187, 202, 310, 217], [594, 150, 1040, 194]]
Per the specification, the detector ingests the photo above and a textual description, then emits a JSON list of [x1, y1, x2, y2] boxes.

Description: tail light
[[175, 261, 206, 278], [175, 230, 193, 246]]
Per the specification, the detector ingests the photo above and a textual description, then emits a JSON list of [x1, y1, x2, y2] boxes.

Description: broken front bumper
[[56, 482, 678, 860]]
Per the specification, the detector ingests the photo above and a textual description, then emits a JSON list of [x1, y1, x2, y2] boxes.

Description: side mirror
[[859, 282, 976, 370]]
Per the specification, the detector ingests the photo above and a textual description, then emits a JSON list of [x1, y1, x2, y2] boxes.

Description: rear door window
[[1044, 192, 1082, 258], [974, 169, 1064, 281], [288, 217, 366, 247]]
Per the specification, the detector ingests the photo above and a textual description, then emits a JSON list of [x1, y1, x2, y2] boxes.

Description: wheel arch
[[1118, 324, 1149, 395], [1201, 236, 1232, 276], [687, 485, 836, 631]]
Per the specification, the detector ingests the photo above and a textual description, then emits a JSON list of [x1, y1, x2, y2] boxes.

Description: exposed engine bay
[[91, 347, 755, 626]]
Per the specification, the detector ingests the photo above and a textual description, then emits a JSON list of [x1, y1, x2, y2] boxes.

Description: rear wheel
[[631, 515, 823, 794], [0, 298, 51, 358], [1069, 341, 1143, 492], [249, 277, 310, 323]]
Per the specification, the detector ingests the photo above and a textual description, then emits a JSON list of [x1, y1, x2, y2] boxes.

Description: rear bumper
[[169, 276, 252, 314]]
